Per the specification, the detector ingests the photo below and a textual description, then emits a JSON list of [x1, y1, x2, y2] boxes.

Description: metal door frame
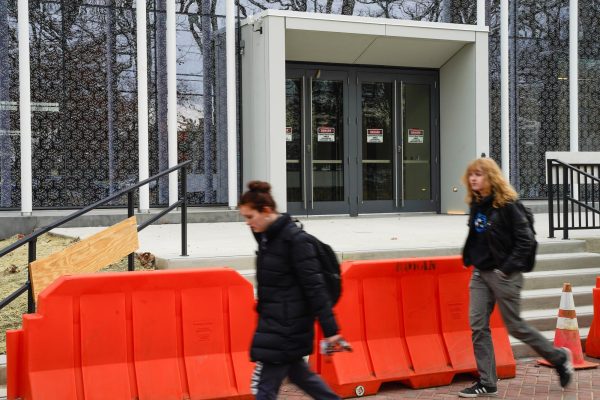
[[286, 63, 440, 216], [286, 66, 350, 216]]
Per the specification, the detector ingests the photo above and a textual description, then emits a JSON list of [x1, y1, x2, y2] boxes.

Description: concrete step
[[156, 255, 256, 270], [520, 305, 594, 332], [521, 285, 594, 311], [523, 267, 600, 290], [158, 240, 591, 271], [533, 252, 600, 272], [510, 327, 590, 359]]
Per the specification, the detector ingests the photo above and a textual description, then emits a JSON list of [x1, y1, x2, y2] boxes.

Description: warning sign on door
[[408, 128, 424, 144], [286, 127, 293, 142], [317, 127, 335, 142], [366, 128, 383, 143]]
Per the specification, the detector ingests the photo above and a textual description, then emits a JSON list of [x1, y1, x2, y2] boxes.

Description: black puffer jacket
[[463, 198, 536, 275], [250, 213, 338, 364]]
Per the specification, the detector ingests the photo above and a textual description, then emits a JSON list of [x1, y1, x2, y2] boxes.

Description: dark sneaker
[[556, 347, 574, 388], [458, 382, 498, 398]]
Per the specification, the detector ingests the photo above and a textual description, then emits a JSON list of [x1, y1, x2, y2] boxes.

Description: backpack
[[288, 221, 342, 306], [511, 201, 538, 272]]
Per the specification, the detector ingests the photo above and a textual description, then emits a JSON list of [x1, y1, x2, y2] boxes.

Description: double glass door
[[286, 66, 438, 216]]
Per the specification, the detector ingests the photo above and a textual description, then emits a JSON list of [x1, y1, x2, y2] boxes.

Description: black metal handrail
[[0, 160, 191, 313], [547, 159, 600, 239]]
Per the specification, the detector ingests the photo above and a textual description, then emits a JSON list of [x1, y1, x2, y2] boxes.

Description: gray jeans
[[469, 269, 565, 386]]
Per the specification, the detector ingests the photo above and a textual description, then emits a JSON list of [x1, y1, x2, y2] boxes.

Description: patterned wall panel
[[579, 1, 600, 152], [515, 0, 570, 198], [488, 0, 501, 164], [0, 1, 19, 209], [28, 1, 139, 208], [2, 0, 598, 209]]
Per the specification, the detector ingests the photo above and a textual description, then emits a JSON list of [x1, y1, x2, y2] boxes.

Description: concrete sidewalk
[[53, 212, 600, 265], [279, 357, 600, 399]]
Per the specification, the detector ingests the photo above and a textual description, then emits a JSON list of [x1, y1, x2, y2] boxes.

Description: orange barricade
[[7, 268, 256, 400], [311, 256, 516, 398], [587, 284, 600, 358]]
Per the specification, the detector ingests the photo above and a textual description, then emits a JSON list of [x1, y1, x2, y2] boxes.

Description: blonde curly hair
[[462, 157, 518, 208]]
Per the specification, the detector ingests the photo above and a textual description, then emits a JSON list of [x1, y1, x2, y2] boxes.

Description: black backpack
[[288, 221, 342, 306]]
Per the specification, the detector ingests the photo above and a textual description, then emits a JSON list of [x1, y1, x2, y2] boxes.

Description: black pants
[[251, 359, 340, 400]]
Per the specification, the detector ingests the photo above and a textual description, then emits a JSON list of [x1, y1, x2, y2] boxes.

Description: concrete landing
[[52, 212, 600, 270]]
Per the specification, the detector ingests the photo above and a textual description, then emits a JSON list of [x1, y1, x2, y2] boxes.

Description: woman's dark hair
[[238, 180, 277, 212]]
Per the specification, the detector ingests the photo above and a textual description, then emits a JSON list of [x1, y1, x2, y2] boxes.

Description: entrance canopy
[[284, 13, 478, 68], [241, 10, 489, 214]]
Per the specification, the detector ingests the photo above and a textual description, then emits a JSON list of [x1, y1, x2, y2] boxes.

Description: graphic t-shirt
[[468, 196, 496, 271]]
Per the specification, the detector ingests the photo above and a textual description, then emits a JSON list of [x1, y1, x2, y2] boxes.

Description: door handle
[[400, 81, 405, 207], [302, 75, 307, 210], [393, 79, 398, 208]]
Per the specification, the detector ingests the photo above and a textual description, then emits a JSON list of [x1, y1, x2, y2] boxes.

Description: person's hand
[[321, 335, 353, 355], [494, 268, 508, 279]]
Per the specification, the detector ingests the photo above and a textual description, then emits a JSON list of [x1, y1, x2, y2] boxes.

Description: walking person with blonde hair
[[459, 157, 574, 397]]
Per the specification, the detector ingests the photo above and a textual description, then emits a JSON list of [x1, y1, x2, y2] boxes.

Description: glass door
[[287, 65, 438, 216], [286, 68, 349, 215], [285, 75, 304, 210], [401, 81, 434, 209], [357, 74, 395, 213], [357, 74, 438, 213]]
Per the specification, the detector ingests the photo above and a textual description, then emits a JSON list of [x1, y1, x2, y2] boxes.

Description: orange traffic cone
[[538, 283, 598, 369]]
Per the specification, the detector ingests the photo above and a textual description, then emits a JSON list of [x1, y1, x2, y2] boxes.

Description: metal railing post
[[547, 159, 554, 238], [128, 191, 135, 271], [181, 165, 188, 257], [27, 238, 37, 312], [562, 165, 569, 239]]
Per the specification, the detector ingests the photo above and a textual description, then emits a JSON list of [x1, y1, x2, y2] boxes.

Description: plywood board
[[31, 217, 139, 299]]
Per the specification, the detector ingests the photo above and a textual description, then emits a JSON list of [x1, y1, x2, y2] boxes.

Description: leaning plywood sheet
[[30, 216, 139, 299]]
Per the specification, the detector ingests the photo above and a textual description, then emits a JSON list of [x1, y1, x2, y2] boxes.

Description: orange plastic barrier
[[587, 286, 600, 358], [7, 268, 256, 400], [311, 256, 516, 398]]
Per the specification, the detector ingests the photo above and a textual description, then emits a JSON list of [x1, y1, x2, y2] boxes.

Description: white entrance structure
[[240, 10, 489, 214]]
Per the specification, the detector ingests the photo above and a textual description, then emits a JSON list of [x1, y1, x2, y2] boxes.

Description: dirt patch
[[0, 233, 153, 354]]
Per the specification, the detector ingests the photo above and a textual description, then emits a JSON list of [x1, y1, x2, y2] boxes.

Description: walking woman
[[459, 158, 573, 398], [238, 180, 346, 400]]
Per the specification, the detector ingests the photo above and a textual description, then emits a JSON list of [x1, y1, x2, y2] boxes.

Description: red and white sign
[[408, 128, 424, 144], [317, 126, 335, 142], [366, 128, 383, 143], [286, 127, 293, 142]]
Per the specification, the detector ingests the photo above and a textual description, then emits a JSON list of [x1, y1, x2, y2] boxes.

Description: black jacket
[[250, 213, 338, 363], [462, 199, 536, 275]]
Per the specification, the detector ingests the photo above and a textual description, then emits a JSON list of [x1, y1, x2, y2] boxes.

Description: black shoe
[[555, 347, 574, 388], [458, 382, 498, 398]]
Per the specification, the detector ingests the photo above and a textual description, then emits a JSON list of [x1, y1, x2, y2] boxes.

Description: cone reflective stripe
[[538, 283, 598, 369]]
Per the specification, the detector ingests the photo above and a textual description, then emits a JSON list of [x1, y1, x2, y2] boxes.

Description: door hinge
[[434, 81, 437, 88]]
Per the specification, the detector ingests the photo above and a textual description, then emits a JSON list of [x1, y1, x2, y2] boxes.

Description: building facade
[[0, 1, 598, 214]]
